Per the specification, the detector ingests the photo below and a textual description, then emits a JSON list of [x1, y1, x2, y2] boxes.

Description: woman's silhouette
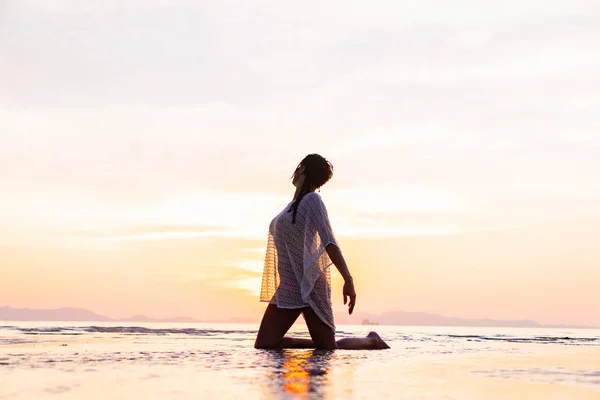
[[255, 154, 389, 350]]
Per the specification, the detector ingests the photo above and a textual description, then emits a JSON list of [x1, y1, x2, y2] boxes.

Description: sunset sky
[[1, 1, 599, 326]]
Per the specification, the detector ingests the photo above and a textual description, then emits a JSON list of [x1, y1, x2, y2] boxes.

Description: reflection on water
[[1, 323, 598, 399], [263, 350, 334, 398]]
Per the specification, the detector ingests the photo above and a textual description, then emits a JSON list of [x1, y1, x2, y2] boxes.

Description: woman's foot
[[367, 331, 390, 349]]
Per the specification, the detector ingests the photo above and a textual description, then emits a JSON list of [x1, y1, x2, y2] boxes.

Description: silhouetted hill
[[123, 315, 201, 323], [227, 317, 259, 324], [379, 311, 543, 327], [0, 306, 111, 321], [1, 306, 596, 328], [335, 311, 597, 329], [0, 307, 203, 323]]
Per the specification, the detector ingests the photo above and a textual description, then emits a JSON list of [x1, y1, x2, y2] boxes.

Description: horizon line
[[1, 305, 597, 330]]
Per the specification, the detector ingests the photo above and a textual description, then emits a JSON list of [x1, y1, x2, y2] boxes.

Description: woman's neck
[[293, 185, 315, 201]]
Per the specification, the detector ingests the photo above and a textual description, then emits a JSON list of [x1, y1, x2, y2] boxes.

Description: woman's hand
[[343, 278, 357, 315], [325, 243, 356, 314]]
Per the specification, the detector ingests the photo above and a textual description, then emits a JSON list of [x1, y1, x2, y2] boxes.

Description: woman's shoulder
[[302, 191, 323, 204], [300, 192, 326, 211], [304, 191, 321, 200]]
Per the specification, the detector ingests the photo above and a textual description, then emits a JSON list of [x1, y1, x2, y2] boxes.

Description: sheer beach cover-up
[[260, 192, 339, 331]]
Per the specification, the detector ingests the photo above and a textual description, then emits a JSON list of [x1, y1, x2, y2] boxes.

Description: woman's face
[[292, 165, 306, 187]]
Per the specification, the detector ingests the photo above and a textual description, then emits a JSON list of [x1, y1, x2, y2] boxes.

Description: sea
[[1, 322, 599, 399]]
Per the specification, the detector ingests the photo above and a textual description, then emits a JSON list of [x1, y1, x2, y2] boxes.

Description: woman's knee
[[254, 340, 275, 349], [302, 308, 336, 350], [255, 304, 301, 349], [254, 333, 281, 349], [312, 330, 337, 350], [314, 339, 337, 350], [254, 339, 277, 349]]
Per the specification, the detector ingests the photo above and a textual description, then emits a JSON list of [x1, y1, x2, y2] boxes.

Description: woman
[[255, 154, 390, 350]]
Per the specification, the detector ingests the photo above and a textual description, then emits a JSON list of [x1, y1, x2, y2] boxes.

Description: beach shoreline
[[1, 323, 598, 399]]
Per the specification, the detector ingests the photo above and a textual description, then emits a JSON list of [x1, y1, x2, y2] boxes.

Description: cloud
[[1, 0, 599, 239], [158, 264, 264, 297], [2, 1, 599, 325]]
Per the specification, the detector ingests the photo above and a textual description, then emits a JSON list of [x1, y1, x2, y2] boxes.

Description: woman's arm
[[326, 244, 356, 314], [326, 244, 352, 281]]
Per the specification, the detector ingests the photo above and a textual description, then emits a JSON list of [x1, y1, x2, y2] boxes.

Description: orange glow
[[282, 351, 312, 395]]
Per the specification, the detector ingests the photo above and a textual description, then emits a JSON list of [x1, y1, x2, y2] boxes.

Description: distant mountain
[[335, 311, 596, 329], [0, 306, 111, 322], [122, 314, 202, 323], [1, 306, 596, 329], [0, 307, 205, 323], [342, 311, 543, 327]]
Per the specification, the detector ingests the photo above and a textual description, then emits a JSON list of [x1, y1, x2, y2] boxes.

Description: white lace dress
[[260, 192, 339, 331]]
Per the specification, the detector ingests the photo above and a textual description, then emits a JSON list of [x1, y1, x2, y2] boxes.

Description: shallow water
[[1, 323, 599, 399]]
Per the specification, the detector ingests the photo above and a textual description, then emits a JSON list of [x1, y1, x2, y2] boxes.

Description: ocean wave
[[3, 326, 254, 336], [84, 326, 254, 336], [1, 325, 598, 347], [445, 334, 599, 345]]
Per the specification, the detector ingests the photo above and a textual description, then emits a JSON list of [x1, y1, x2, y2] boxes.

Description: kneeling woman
[[255, 154, 389, 350]]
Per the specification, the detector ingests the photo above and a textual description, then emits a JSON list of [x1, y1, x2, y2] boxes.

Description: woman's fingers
[[349, 294, 356, 314], [343, 281, 356, 313]]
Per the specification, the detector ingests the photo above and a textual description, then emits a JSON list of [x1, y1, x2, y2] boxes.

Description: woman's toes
[[367, 331, 390, 349]]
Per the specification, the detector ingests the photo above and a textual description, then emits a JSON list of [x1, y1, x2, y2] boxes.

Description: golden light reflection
[[264, 350, 333, 398], [282, 350, 311, 395]]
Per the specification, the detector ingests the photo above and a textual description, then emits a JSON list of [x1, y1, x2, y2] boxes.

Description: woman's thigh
[[302, 307, 336, 350], [254, 304, 303, 348]]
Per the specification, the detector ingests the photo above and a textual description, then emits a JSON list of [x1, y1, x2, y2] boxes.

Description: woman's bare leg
[[255, 304, 314, 349], [278, 337, 314, 348], [277, 334, 390, 350], [301, 307, 337, 349], [302, 308, 390, 350], [255, 305, 389, 350], [336, 332, 390, 350]]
